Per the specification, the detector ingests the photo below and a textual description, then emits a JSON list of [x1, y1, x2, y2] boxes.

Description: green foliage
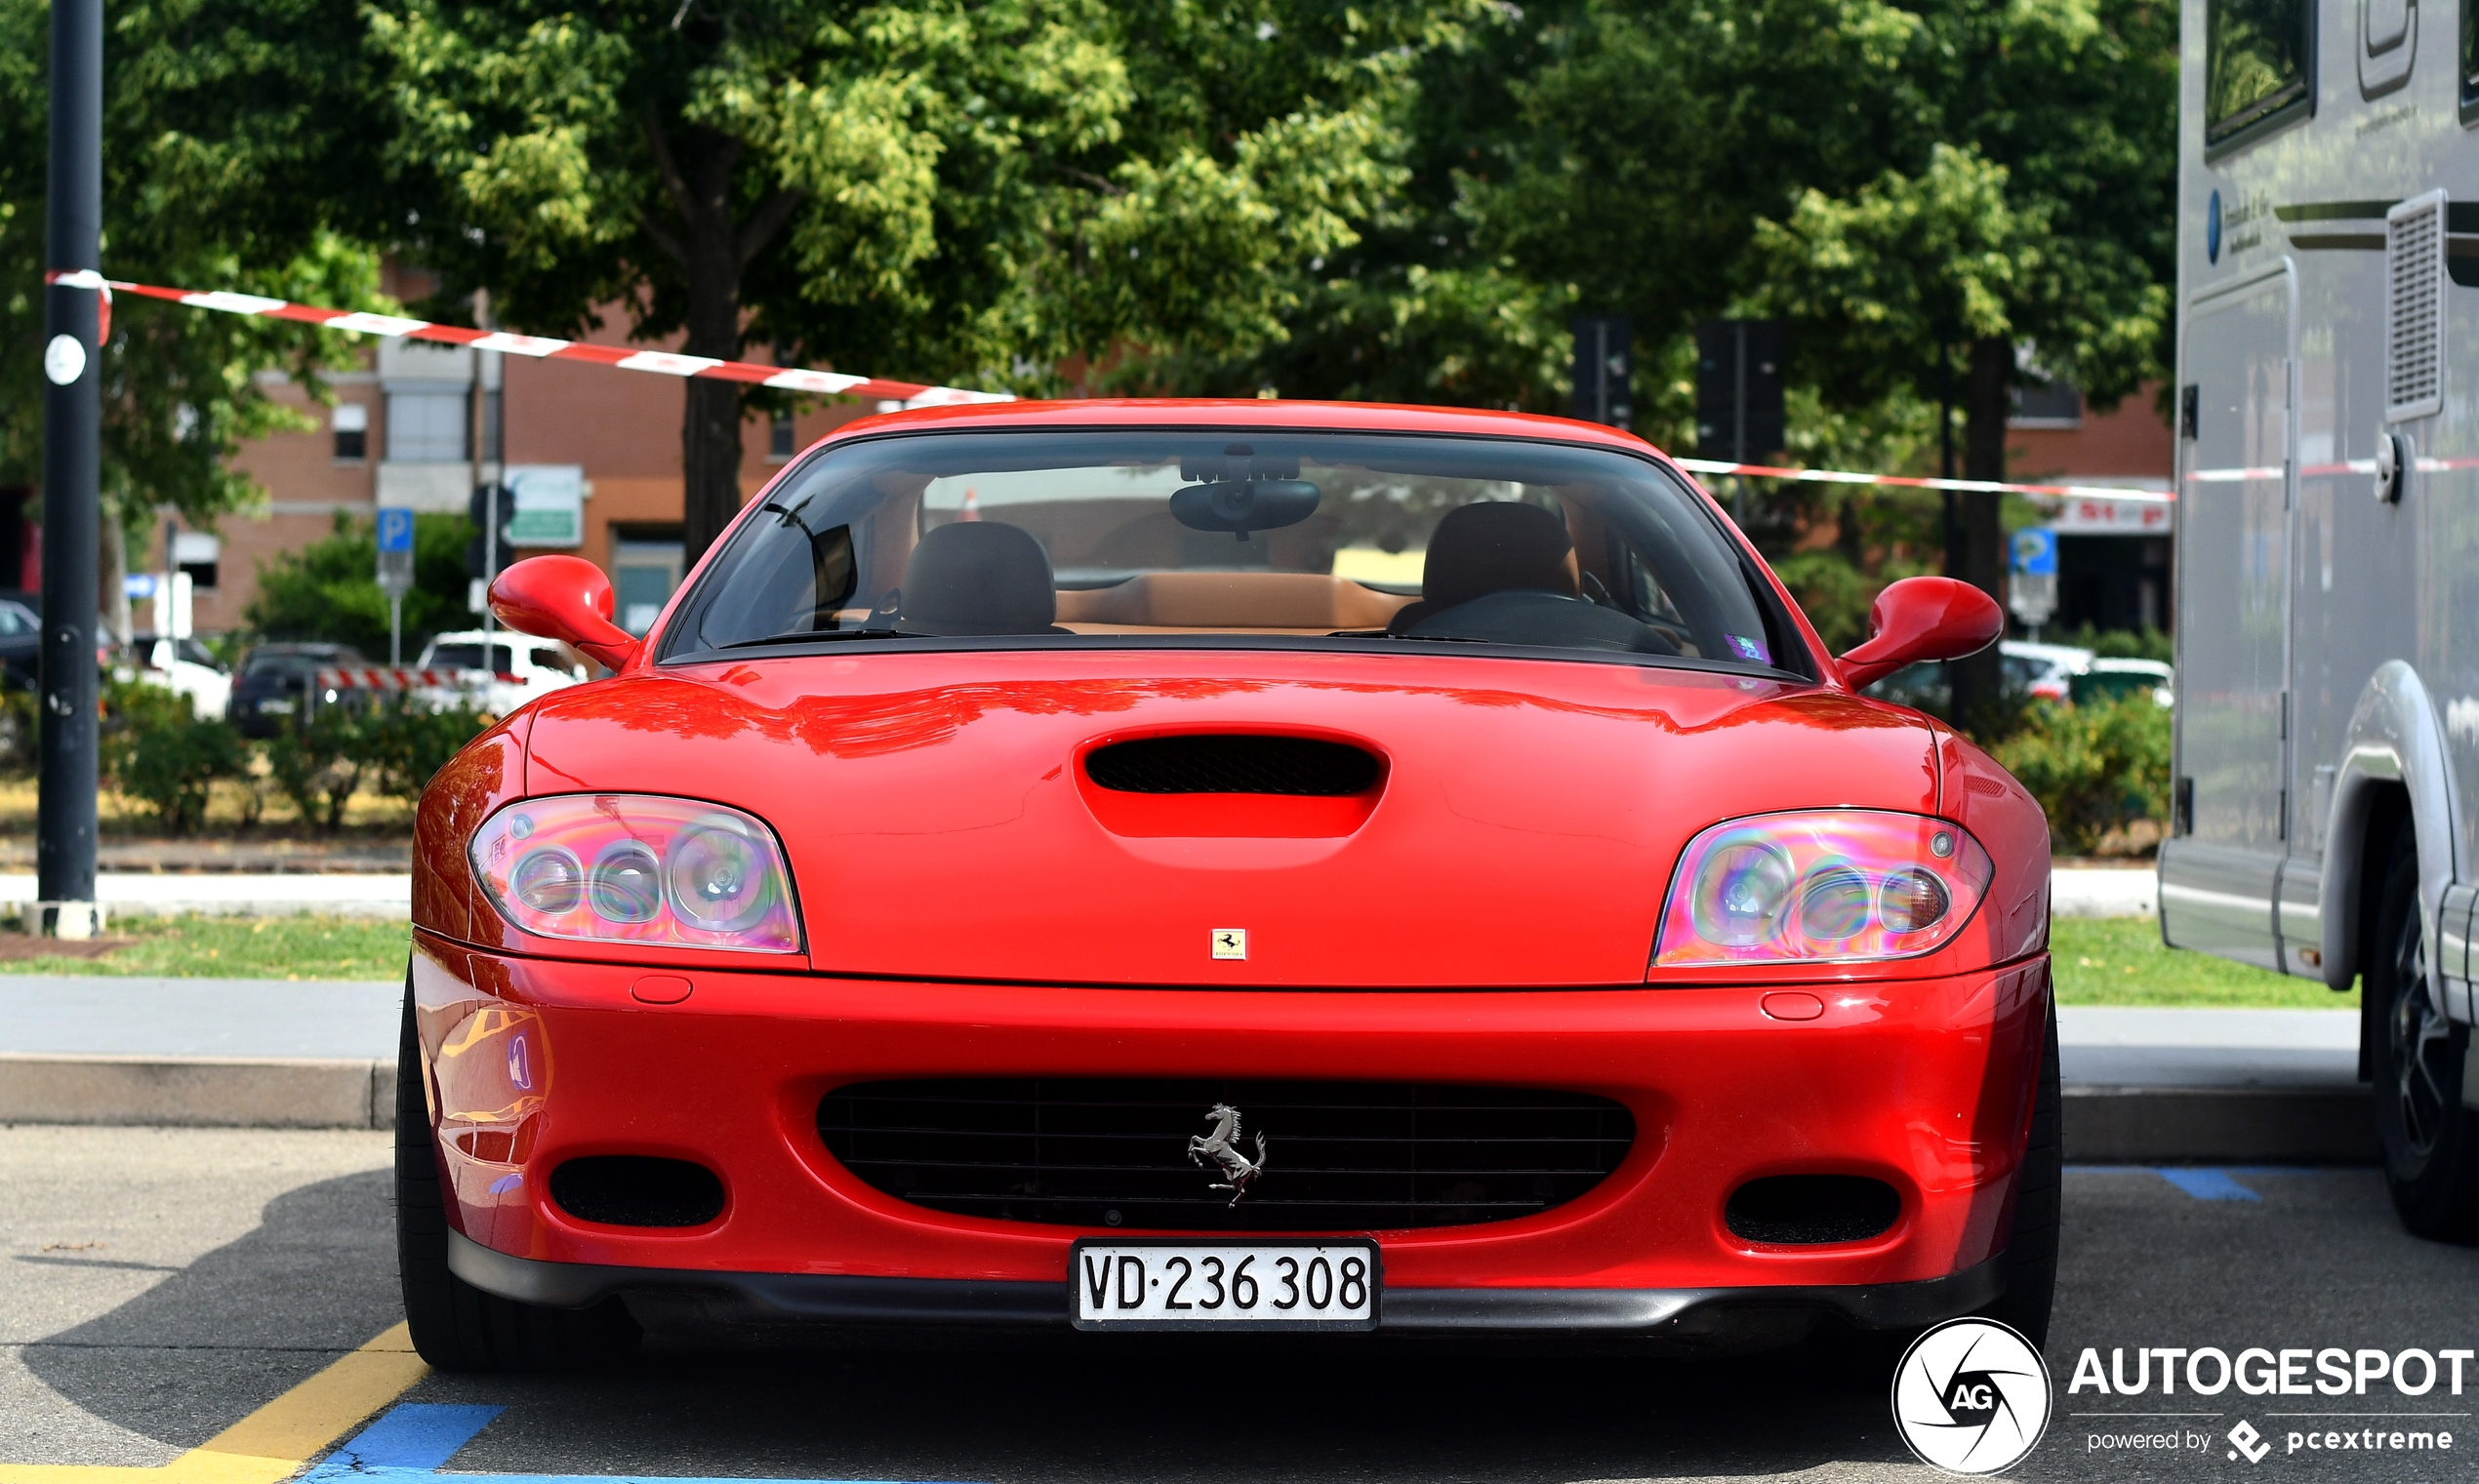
[[0, 688, 32, 777], [1989, 695, 2174, 856], [0, 0, 391, 543], [264, 692, 489, 829], [264, 702, 368, 831], [363, 0, 1459, 403], [244, 510, 475, 657], [0, 912, 411, 981], [2050, 622, 2175, 664], [100, 681, 247, 833], [368, 698, 492, 803]]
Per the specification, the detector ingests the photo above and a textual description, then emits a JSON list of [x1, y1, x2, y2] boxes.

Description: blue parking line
[[307, 1402, 966, 1484], [2153, 1168, 2261, 1201], [2065, 1165, 2266, 1200]]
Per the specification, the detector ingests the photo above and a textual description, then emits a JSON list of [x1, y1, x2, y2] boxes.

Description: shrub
[[0, 688, 34, 776], [1989, 695, 2173, 856], [101, 683, 248, 832], [368, 697, 491, 802], [264, 702, 369, 830]]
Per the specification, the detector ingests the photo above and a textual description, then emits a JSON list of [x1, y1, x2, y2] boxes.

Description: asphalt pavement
[[5, 1126, 2475, 1483]]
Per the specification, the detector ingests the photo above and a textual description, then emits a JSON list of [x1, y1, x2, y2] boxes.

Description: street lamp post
[[35, 0, 102, 939]]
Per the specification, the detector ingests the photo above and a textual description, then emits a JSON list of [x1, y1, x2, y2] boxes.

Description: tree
[[0, 0, 392, 636], [1738, 0, 2177, 720], [244, 510, 475, 659], [368, 0, 1456, 561]]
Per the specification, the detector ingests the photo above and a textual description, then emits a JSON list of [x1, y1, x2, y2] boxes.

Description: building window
[[769, 407, 795, 461], [174, 532, 221, 591], [386, 389, 468, 462], [333, 403, 368, 461], [2012, 377, 2083, 427], [2207, 0, 2315, 152], [612, 533, 686, 636]]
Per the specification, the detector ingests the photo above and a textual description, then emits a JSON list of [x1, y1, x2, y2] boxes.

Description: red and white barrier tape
[[45, 269, 1010, 408], [316, 666, 507, 691], [1673, 457, 2174, 504]]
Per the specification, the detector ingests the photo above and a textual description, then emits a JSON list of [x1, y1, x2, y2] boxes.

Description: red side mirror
[[1836, 577, 2004, 692], [487, 555, 641, 672]]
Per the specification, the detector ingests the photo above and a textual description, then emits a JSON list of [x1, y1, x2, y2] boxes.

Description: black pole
[[37, 0, 102, 934]]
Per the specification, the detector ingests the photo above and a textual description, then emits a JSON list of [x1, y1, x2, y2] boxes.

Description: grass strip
[[0, 912, 409, 980], [2050, 916, 2357, 1008]]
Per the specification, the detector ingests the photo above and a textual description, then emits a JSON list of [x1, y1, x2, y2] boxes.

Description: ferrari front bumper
[[412, 933, 2050, 1321]]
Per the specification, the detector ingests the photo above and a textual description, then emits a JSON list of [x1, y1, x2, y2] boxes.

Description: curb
[[0, 1053, 395, 1130], [0, 1053, 2377, 1162], [2064, 1086, 2377, 1164]]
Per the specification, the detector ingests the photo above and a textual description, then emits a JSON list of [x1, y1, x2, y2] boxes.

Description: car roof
[[811, 397, 1672, 459]]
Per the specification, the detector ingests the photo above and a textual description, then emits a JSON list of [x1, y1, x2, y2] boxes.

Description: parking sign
[[377, 506, 415, 553]]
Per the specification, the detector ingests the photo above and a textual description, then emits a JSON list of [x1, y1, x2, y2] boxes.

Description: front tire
[[1982, 998, 2060, 1348], [2368, 839, 2479, 1241], [395, 986, 639, 1370]]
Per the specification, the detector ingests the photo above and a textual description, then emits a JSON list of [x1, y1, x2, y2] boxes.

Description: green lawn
[[0, 912, 410, 981], [2050, 916, 2356, 1009]]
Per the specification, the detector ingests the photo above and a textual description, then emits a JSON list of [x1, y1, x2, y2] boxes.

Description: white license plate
[[1072, 1239, 1379, 1330]]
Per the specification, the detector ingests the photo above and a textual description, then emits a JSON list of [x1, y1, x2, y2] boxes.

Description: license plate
[[1072, 1239, 1379, 1330], [259, 699, 293, 714]]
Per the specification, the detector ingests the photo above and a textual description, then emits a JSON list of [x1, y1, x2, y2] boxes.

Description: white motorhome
[[2169, 0, 2479, 1234]]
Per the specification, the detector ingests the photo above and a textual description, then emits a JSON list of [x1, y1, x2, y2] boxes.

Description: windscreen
[[662, 429, 1806, 675]]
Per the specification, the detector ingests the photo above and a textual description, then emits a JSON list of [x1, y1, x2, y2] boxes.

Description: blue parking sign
[[2010, 526, 2057, 577], [377, 506, 416, 553]]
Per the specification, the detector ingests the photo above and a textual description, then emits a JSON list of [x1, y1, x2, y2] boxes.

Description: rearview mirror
[[1835, 577, 2004, 692], [487, 556, 641, 672]]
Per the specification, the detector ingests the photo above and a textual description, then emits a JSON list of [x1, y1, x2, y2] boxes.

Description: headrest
[[1419, 501, 1578, 611], [899, 522, 1060, 635]]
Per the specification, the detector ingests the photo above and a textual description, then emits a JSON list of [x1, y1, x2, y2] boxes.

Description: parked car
[[2070, 658, 2174, 709], [118, 632, 232, 720], [399, 399, 2054, 1372], [1865, 640, 2101, 713], [412, 630, 588, 715], [0, 598, 36, 689], [230, 642, 368, 736]]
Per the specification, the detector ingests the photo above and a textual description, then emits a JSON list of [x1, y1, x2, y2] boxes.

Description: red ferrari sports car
[[397, 399, 2053, 1370]]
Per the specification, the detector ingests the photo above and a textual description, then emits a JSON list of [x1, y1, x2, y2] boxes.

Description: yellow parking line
[[0, 1322, 427, 1484]]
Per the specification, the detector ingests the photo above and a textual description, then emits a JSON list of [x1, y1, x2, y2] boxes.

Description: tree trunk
[[1945, 335, 2012, 732], [678, 197, 746, 567]]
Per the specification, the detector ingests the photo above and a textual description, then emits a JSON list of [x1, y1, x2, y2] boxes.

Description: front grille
[[817, 1078, 1634, 1232], [1084, 735, 1380, 796]]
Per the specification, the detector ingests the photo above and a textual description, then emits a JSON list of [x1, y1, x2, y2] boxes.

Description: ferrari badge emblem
[[1211, 927, 1247, 960], [1188, 1103, 1268, 1205]]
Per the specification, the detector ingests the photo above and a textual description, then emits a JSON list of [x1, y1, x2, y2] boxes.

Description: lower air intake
[[1725, 1175, 1901, 1245], [549, 1155, 726, 1228], [818, 1078, 1634, 1232]]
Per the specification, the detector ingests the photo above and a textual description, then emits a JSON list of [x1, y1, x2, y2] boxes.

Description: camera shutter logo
[[1890, 1317, 2052, 1473]]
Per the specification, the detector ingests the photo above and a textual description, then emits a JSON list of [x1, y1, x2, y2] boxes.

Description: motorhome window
[[2207, 0, 2314, 146], [2464, 0, 2479, 118]]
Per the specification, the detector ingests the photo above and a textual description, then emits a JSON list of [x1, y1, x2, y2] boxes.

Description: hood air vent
[[1085, 735, 1380, 796]]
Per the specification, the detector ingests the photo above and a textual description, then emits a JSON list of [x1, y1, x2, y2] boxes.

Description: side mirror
[[1836, 577, 2004, 692], [487, 556, 641, 673]]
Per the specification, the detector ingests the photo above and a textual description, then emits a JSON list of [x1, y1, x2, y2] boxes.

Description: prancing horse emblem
[[1188, 1103, 1268, 1206]]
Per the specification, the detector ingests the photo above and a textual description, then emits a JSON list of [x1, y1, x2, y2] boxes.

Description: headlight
[[468, 794, 801, 953], [1654, 810, 1992, 966]]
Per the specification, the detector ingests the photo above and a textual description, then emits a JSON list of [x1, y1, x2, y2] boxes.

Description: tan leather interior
[[1054, 573, 1416, 632]]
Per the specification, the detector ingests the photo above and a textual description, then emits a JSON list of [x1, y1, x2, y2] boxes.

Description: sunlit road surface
[[4, 1127, 2475, 1482]]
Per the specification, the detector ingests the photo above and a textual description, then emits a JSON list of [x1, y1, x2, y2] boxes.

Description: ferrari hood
[[520, 652, 1941, 987]]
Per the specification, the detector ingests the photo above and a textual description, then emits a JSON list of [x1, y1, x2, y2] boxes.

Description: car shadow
[[409, 1328, 1914, 1482], [20, 1167, 401, 1452]]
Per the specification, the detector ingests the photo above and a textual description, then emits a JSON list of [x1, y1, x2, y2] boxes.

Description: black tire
[[396, 985, 640, 1370], [2368, 837, 2479, 1241], [1976, 998, 2061, 1350]]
